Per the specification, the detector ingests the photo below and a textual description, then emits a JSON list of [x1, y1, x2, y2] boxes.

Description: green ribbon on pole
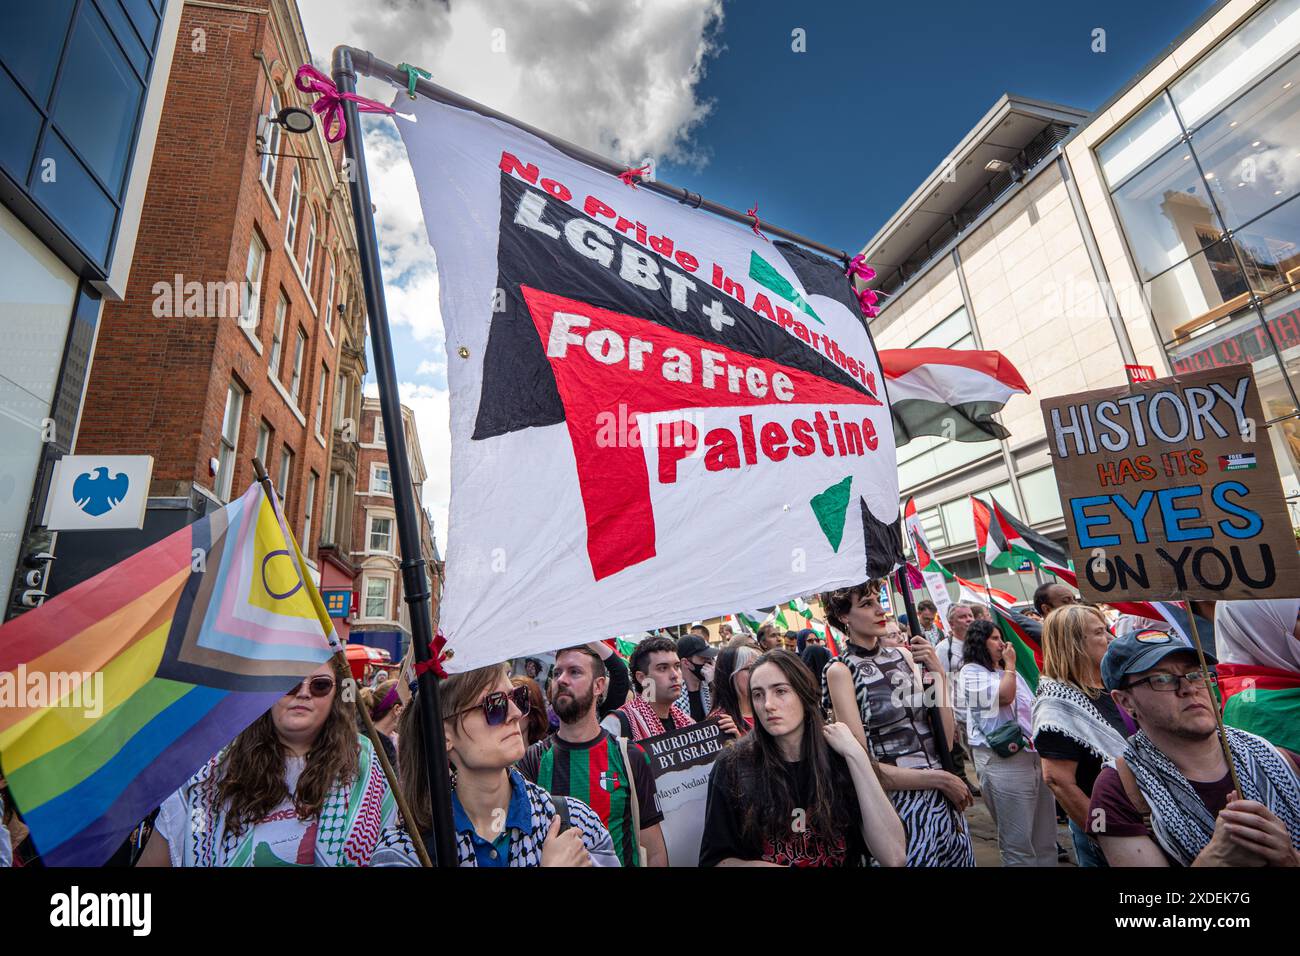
[[396, 63, 431, 99]]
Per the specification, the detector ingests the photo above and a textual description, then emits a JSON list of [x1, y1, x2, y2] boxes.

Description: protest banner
[[1041, 365, 1300, 603], [636, 717, 725, 866], [397, 95, 900, 670]]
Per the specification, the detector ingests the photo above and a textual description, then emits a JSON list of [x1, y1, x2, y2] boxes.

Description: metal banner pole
[[331, 46, 458, 868]]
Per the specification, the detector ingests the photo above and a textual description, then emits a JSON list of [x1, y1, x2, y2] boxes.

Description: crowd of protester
[[3, 587, 1298, 869]]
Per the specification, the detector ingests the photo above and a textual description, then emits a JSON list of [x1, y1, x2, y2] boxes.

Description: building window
[[218, 381, 245, 502], [286, 166, 301, 252], [333, 373, 346, 429], [314, 362, 327, 435], [289, 327, 306, 403], [270, 293, 287, 377], [255, 419, 271, 466], [260, 89, 281, 192], [324, 255, 336, 334], [278, 445, 294, 507], [372, 463, 392, 495], [365, 576, 391, 619], [303, 471, 318, 550], [374, 415, 385, 445], [241, 233, 266, 332], [369, 515, 393, 553], [324, 472, 339, 544], [303, 208, 317, 290]]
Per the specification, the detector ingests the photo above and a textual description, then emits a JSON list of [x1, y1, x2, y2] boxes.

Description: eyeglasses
[[451, 686, 531, 726], [1125, 670, 1217, 693], [284, 676, 336, 698]]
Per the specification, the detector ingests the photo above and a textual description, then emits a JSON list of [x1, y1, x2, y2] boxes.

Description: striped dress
[[822, 645, 975, 867]]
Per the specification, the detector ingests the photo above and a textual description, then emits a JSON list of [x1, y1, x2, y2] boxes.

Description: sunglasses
[[451, 686, 531, 726], [284, 676, 336, 698]]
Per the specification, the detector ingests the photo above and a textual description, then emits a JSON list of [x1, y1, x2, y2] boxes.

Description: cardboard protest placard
[[1041, 365, 1300, 603], [637, 717, 725, 867]]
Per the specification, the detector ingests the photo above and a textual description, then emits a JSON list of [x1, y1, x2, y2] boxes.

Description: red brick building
[[53, 0, 368, 597], [349, 395, 434, 660]]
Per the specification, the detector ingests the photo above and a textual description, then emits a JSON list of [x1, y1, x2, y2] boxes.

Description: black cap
[[676, 634, 717, 660]]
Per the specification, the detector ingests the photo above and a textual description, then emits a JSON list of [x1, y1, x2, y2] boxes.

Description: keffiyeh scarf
[[1031, 678, 1129, 761], [1122, 726, 1300, 866], [619, 694, 695, 739]]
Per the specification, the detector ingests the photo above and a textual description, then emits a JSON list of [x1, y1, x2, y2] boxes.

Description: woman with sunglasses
[[138, 662, 406, 866], [374, 662, 619, 866]]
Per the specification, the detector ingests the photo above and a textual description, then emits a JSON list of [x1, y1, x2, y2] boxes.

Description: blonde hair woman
[[1032, 605, 1131, 867]]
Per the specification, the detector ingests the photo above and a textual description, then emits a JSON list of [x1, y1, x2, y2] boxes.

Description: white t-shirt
[[935, 637, 964, 676], [957, 663, 1034, 750]]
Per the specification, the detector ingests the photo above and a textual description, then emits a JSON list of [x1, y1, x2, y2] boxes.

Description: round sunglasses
[[284, 676, 336, 698], [450, 685, 531, 726]]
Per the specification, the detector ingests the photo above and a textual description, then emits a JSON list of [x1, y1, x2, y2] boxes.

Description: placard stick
[[1185, 609, 1241, 796]]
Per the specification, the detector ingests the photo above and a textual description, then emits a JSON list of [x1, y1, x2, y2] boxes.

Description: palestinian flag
[[605, 636, 640, 661], [735, 610, 772, 637], [954, 574, 1016, 609], [1217, 664, 1300, 754], [903, 497, 952, 632], [990, 603, 1042, 692], [972, 496, 1070, 573], [881, 348, 1029, 444]]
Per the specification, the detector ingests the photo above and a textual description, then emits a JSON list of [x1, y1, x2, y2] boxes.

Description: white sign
[[398, 96, 898, 670], [43, 456, 153, 531]]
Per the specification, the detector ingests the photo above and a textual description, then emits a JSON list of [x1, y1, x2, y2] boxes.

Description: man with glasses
[[1089, 629, 1300, 866], [519, 647, 669, 867]]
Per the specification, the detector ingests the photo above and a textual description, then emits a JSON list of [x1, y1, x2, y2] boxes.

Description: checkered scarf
[[1123, 727, 1300, 866], [1031, 678, 1129, 762], [620, 694, 695, 740]]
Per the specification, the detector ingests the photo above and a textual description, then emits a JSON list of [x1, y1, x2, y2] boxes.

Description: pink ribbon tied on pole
[[294, 64, 396, 144], [618, 164, 651, 188], [746, 203, 766, 240], [846, 253, 877, 282]]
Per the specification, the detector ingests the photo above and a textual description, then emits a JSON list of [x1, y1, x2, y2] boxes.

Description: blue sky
[[656, 0, 1215, 253], [303, 0, 1217, 540]]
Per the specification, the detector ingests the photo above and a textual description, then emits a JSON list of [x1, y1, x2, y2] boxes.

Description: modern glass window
[[323, 256, 335, 334], [365, 576, 390, 619], [241, 233, 266, 332], [260, 89, 281, 192], [278, 445, 294, 506], [1020, 467, 1065, 524], [303, 208, 317, 290], [303, 471, 318, 550], [1098, 0, 1300, 521], [270, 293, 287, 376], [289, 327, 305, 403], [0, 0, 169, 274], [286, 166, 301, 252], [314, 362, 327, 435], [372, 463, 392, 495], [218, 381, 244, 502], [369, 515, 393, 552]]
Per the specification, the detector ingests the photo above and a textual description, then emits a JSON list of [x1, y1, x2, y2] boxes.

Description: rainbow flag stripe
[[0, 482, 337, 866]]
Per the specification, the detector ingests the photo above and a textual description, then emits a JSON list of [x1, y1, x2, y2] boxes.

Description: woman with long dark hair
[[707, 641, 761, 739], [821, 580, 976, 867], [138, 662, 405, 866], [700, 649, 905, 866], [960, 619, 1057, 866]]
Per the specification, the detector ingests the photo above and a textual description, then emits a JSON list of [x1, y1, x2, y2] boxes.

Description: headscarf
[[800, 644, 831, 687], [1215, 599, 1300, 672]]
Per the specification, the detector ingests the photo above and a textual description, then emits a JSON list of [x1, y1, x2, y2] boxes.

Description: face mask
[[699, 663, 716, 683]]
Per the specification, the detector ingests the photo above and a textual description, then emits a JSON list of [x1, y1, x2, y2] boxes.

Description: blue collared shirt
[[450, 769, 533, 867]]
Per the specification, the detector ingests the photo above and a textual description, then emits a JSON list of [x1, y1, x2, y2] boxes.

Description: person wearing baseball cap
[[1087, 628, 1300, 867], [676, 633, 718, 722]]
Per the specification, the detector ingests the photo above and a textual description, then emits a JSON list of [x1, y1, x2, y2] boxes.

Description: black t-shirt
[[687, 689, 706, 723], [1033, 690, 1129, 797], [699, 746, 869, 867]]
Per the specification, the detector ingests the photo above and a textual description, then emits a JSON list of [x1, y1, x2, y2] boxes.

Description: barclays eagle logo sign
[[72, 466, 130, 517]]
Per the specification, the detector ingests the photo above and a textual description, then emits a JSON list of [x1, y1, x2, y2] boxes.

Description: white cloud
[[301, 0, 724, 549]]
